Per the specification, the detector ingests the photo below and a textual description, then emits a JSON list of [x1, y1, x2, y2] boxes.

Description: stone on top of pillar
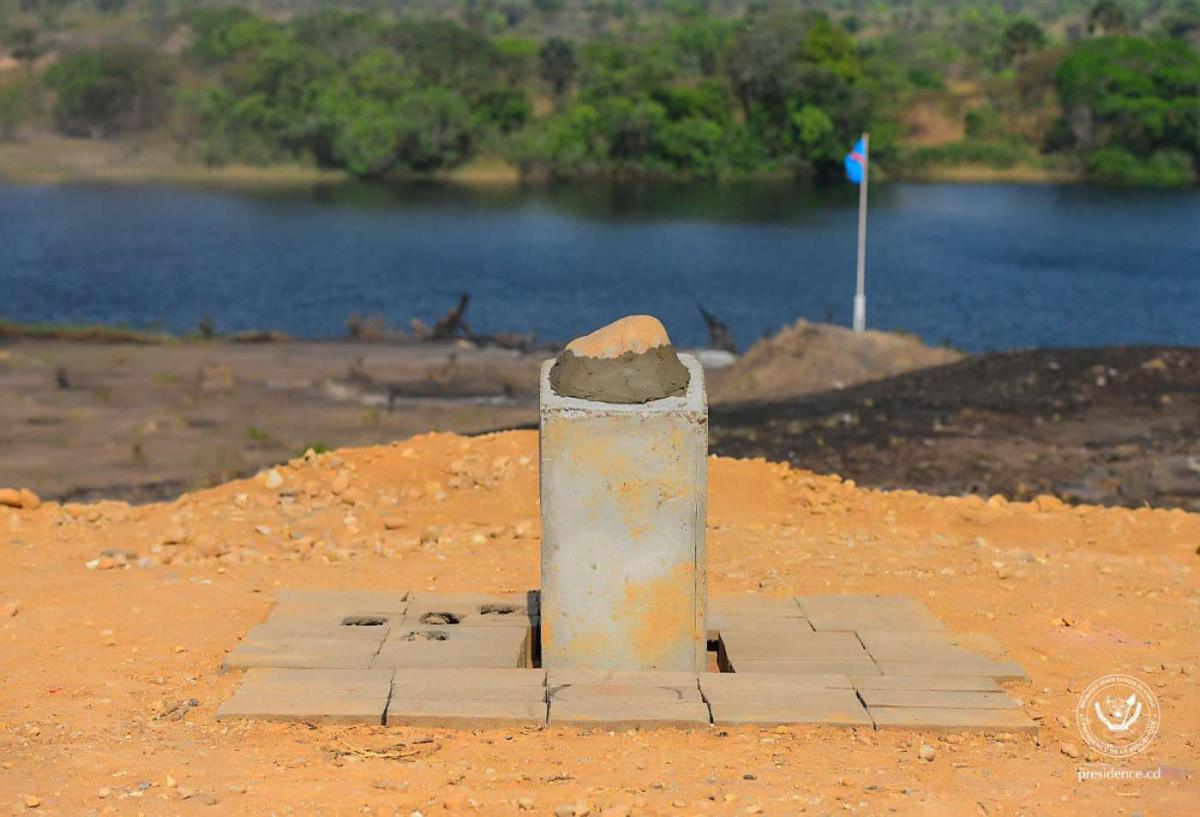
[[550, 314, 690, 404]]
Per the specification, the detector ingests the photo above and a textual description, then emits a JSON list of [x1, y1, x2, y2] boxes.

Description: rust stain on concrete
[[622, 561, 696, 668]]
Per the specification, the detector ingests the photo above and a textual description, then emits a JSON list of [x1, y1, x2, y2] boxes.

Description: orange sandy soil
[[1, 431, 1197, 816]]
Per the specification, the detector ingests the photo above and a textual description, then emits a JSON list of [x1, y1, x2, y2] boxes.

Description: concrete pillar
[[539, 354, 707, 671]]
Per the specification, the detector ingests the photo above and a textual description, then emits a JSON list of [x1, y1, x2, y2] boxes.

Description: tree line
[[1, 0, 1198, 184]]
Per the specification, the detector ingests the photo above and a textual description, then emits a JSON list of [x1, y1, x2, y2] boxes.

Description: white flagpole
[[853, 131, 869, 333]]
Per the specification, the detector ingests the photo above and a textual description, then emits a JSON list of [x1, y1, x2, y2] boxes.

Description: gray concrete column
[[539, 354, 708, 671]]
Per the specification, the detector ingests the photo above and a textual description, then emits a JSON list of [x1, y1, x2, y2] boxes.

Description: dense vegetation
[[1, 0, 1199, 184]]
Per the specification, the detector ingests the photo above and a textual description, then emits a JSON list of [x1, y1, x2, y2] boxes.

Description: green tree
[[45, 46, 175, 137], [539, 36, 577, 100], [0, 82, 31, 140], [1088, 1, 1129, 36], [186, 7, 278, 65], [724, 10, 864, 168], [1000, 19, 1047, 67], [1057, 36, 1200, 182], [2, 24, 45, 71]]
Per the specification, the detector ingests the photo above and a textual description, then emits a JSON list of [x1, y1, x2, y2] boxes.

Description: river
[[2, 180, 1197, 352]]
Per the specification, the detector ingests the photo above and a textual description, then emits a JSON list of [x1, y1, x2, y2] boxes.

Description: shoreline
[[0, 136, 1092, 189]]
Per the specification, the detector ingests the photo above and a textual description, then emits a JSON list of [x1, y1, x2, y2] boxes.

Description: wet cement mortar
[[0, 431, 1197, 815], [549, 345, 690, 404]]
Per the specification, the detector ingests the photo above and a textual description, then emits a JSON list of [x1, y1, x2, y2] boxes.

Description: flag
[[844, 137, 867, 184]]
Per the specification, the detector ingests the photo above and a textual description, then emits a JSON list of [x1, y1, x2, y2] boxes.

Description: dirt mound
[[712, 345, 1200, 510], [1, 431, 1196, 815], [708, 320, 962, 403]]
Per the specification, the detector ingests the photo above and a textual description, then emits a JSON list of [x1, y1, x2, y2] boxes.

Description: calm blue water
[[1, 181, 1197, 352]]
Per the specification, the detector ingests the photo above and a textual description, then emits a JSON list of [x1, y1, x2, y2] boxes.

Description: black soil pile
[[710, 346, 1200, 510]]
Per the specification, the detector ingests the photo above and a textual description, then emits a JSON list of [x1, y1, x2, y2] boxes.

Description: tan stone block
[[709, 596, 805, 618], [863, 641, 1012, 663], [851, 675, 1002, 692], [869, 707, 1038, 733], [860, 689, 1020, 710], [217, 685, 387, 724], [274, 589, 410, 616], [235, 667, 395, 698], [385, 698, 547, 728], [372, 633, 527, 669], [248, 615, 393, 641], [797, 594, 945, 632], [727, 659, 881, 676], [874, 658, 1028, 682], [406, 591, 538, 627], [391, 668, 547, 702], [551, 683, 702, 704], [708, 615, 814, 639], [707, 688, 871, 727], [699, 673, 852, 695], [545, 669, 699, 688], [223, 637, 382, 670], [548, 699, 711, 729], [719, 631, 868, 662], [856, 630, 1006, 658]]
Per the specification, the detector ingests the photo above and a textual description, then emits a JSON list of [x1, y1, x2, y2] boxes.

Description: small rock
[[0, 488, 21, 508], [554, 805, 576, 817], [331, 471, 351, 495], [23, 794, 40, 808], [1, 600, 19, 617], [599, 806, 630, 817], [263, 470, 284, 490], [517, 797, 535, 810], [18, 488, 40, 510], [1060, 742, 1081, 759], [382, 516, 405, 530], [97, 788, 111, 799], [919, 744, 937, 762]]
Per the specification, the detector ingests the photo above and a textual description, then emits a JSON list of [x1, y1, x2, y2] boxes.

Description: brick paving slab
[[706, 614, 813, 640], [874, 658, 1028, 682], [406, 591, 539, 627], [246, 617, 394, 641], [223, 637, 383, 670], [382, 624, 528, 642], [851, 675, 1002, 692], [274, 590, 410, 616], [546, 669, 700, 688], [551, 683, 703, 704], [217, 696, 388, 724], [856, 630, 1006, 657], [727, 658, 881, 675], [707, 688, 872, 727], [391, 668, 548, 702], [699, 673, 852, 693], [859, 689, 1021, 710], [862, 642, 1016, 664], [548, 699, 712, 729], [386, 698, 548, 728], [235, 667, 396, 697], [407, 590, 539, 611], [797, 594, 946, 632], [392, 667, 546, 687], [215, 592, 1035, 732], [708, 596, 805, 617], [709, 616, 815, 636], [373, 635, 528, 669], [720, 631, 869, 660], [869, 706, 1038, 733]]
